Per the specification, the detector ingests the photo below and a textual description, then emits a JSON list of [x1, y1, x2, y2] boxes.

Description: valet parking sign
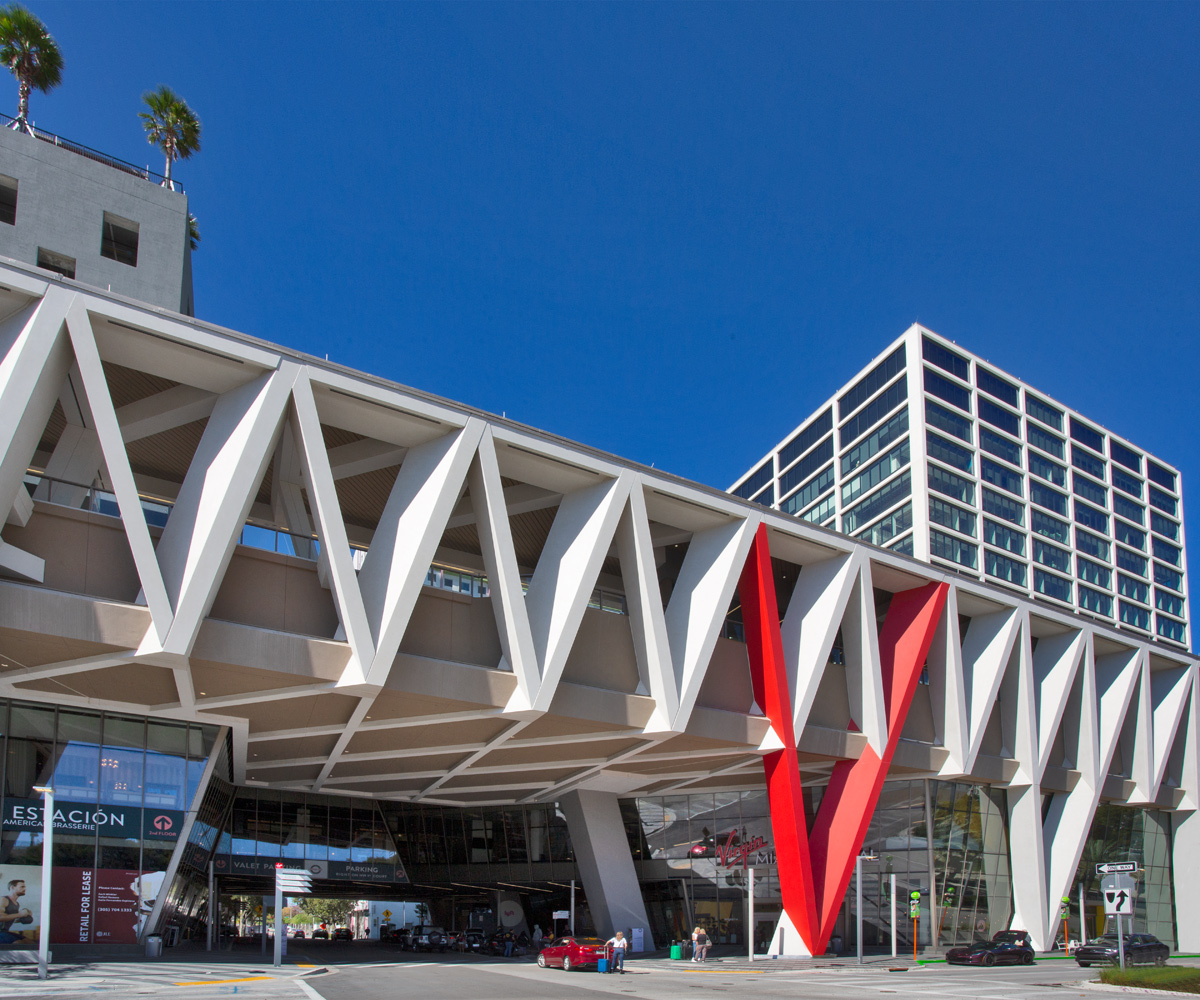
[[3, 798, 184, 841]]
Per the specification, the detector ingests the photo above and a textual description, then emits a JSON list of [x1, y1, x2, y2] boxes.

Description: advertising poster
[[0, 864, 42, 948], [49, 867, 92, 944]]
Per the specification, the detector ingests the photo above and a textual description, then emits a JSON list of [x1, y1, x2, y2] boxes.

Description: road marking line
[[296, 979, 326, 999], [173, 976, 275, 986]]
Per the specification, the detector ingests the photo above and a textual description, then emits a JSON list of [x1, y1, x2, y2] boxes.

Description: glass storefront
[[1072, 803, 1176, 947]]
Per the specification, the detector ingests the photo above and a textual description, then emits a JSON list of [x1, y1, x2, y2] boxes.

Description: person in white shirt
[[604, 930, 628, 973]]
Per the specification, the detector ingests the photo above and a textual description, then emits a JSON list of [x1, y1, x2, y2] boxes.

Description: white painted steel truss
[[0, 264, 1194, 950]]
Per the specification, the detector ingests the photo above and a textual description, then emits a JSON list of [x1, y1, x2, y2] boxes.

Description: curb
[[1080, 982, 1200, 997]]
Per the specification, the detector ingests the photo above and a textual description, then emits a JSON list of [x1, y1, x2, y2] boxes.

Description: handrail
[[2, 113, 183, 192]]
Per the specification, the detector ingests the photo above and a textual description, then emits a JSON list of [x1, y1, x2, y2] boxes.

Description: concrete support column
[[559, 789, 654, 949], [1171, 810, 1200, 951]]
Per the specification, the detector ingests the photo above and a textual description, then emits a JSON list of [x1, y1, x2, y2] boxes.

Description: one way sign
[[1104, 888, 1134, 916], [1096, 862, 1137, 875]]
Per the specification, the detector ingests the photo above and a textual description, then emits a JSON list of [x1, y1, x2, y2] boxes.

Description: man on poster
[[0, 880, 33, 943]]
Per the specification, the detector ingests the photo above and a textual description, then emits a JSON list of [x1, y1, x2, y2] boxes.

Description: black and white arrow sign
[[1096, 862, 1137, 875], [1104, 888, 1134, 916]]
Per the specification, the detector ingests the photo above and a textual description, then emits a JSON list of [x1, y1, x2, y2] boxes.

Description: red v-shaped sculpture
[[739, 524, 948, 956]]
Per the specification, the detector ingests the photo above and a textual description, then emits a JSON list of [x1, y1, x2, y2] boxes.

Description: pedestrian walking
[[604, 930, 628, 973]]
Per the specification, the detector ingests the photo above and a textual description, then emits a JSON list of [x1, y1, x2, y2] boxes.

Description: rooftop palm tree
[[139, 85, 200, 191], [0, 4, 62, 133]]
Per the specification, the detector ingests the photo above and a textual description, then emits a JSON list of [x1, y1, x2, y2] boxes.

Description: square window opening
[[0, 174, 16, 225], [36, 247, 75, 279], [101, 212, 139, 267]]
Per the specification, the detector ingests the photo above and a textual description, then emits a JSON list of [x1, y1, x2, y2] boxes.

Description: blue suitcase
[[597, 958, 609, 973]]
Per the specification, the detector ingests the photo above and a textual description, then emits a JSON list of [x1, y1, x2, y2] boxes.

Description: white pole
[[856, 855, 863, 964], [207, 862, 214, 952], [747, 868, 754, 962], [273, 878, 283, 967], [35, 786, 53, 981], [890, 873, 897, 958], [570, 880, 576, 936], [1079, 884, 1087, 945]]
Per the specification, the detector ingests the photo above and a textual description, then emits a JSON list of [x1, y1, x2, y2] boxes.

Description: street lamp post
[[32, 785, 53, 981]]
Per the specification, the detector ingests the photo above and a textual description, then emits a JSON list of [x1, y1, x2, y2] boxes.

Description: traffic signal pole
[[274, 880, 283, 968]]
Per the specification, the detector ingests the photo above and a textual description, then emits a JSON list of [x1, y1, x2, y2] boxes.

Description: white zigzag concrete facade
[[0, 259, 1196, 953]]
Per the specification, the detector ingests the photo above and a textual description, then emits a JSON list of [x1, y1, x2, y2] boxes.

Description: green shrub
[[1099, 966, 1200, 993]]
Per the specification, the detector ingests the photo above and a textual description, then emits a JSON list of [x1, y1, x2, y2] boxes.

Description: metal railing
[[2, 113, 182, 191]]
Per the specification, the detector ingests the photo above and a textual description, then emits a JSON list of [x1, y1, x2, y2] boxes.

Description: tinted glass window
[[1150, 512, 1179, 541], [1155, 564, 1184, 593], [976, 367, 1019, 407], [1028, 452, 1065, 487], [1072, 473, 1107, 508], [1119, 601, 1150, 630], [982, 458, 1023, 497], [1118, 574, 1149, 604], [1117, 547, 1148, 579], [780, 437, 834, 495], [1157, 618, 1186, 643], [779, 408, 833, 471], [1147, 461, 1176, 493], [839, 345, 906, 419], [1027, 424, 1065, 460], [841, 440, 909, 506], [1111, 468, 1142, 500], [931, 529, 977, 568], [1079, 585, 1113, 617], [1070, 417, 1104, 453], [781, 465, 834, 516], [1149, 487, 1177, 517], [1034, 569, 1072, 602], [982, 487, 1024, 526], [1110, 441, 1142, 474], [985, 549, 1026, 586], [1114, 519, 1145, 551], [841, 408, 907, 474], [928, 464, 974, 504], [1113, 494, 1145, 526], [1025, 393, 1063, 431], [925, 400, 972, 442], [978, 398, 1020, 437], [1071, 446, 1105, 480], [924, 368, 970, 412], [1031, 482, 1068, 516], [927, 431, 972, 472], [1076, 529, 1110, 560], [1033, 539, 1070, 573], [983, 519, 1025, 556], [842, 471, 911, 534], [733, 461, 771, 501], [841, 377, 908, 446], [922, 336, 970, 380], [1077, 556, 1111, 589], [1156, 589, 1185, 617], [1031, 510, 1069, 544], [930, 498, 976, 538], [1074, 501, 1108, 534], [980, 428, 1021, 466], [1153, 538, 1182, 567]]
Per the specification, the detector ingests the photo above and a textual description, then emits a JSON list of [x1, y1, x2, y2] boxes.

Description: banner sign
[[212, 855, 408, 883], [2, 798, 182, 841], [5, 864, 165, 946]]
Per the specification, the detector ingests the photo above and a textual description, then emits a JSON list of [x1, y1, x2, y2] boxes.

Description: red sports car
[[537, 936, 608, 971]]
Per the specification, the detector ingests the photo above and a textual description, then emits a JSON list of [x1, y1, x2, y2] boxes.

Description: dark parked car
[[332, 927, 353, 941], [312, 928, 329, 940], [410, 925, 449, 952], [456, 929, 485, 952], [946, 930, 1035, 966], [1075, 933, 1169, 967], [291, 929, 306, 939], [537, 936, 608, 971]]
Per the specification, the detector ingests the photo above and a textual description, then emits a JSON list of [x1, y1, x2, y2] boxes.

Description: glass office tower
[[730, 325, 1189, 649]]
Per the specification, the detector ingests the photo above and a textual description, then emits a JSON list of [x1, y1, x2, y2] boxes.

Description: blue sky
[[21, 2, 1200, 616]]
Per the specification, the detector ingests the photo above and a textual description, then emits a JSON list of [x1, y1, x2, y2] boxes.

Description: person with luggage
[[693, 926, 709, 962], [604, 930, 628, 973]]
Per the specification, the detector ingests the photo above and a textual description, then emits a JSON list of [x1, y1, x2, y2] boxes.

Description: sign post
[[910, 892, 921, 961], [32, 785, 53, 981], [1102, 874, 1135, 972], [747, 868, 754, 962], [1059, 896, 1071, 954], [274, 864, 313, 967], [890, 874, 897, 958]]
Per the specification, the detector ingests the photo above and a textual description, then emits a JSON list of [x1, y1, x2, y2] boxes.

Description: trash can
[[145, 934, 163, 958], [670, 943, 683, 960]]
